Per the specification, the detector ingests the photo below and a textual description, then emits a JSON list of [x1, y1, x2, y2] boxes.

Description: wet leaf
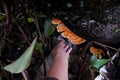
[[115, 29, 120, 32], [0, 13, 6, 21], [44, 19, 56, 37], [66, 2, 72, 8], [3, 37, 37, 73], [27, 18, 34, 23], [38, 12, 46, 18], [35, 42, 43, 55], [90, 55, 110, 69]]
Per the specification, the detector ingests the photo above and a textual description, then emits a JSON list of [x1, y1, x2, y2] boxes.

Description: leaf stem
[[21, 70, 29, 80]]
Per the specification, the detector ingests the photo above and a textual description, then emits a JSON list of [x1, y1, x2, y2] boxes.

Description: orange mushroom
[[90, 46, 105, 59], [52, 18, 86, 45], [61, 31, 74, 38], [56, 23, 69, 32], [68, 34, 80, 40], [69, 37, 86, 45], [52, 18, 62, 25]]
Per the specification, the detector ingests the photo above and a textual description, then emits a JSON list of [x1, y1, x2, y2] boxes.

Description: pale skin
[[47, 40, 72, 80]]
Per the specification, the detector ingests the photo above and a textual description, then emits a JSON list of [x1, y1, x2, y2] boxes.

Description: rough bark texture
[[63, 5, 120, 48]]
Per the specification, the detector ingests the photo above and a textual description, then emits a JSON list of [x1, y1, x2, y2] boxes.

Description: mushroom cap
[[61, 31, 74, 38], [56, 23, 69, 32], [52, 18, 86, 45], [90, 46, 104, 59], [69, 37, 86, 45], [52, 18, 62, 25]]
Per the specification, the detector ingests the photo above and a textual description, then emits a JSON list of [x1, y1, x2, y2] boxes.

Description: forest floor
[[0, 0, 120, 80]]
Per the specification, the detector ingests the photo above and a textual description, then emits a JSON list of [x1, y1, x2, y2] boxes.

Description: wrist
[[54, 54, 69, 61]]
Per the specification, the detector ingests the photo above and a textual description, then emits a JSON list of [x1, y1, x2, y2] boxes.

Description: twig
[[21, 70, 30, 80], [34, 20, 42, 38], [18, 25, 30, 44], [71, 41, 92, 66], [33, 16, 44, 43], [2, 1, 12, 36], [93, 41, 118, 51], [2, 1, 9, 26], [41, 57, 47, 76], [77, 55, 89, 80]]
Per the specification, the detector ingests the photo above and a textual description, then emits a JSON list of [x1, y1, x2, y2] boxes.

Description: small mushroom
[[52, 18, 62, 25], [90, 46, 105, 59]]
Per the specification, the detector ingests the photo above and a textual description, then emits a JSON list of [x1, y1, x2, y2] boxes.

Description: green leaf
[[66, 2, 72, 8], [90, 55, 110, 69], [27, 18, 34, 23], [44, 19, 56, 37], [0, 13, 6, 21], [35, 42, 43, 55], [115, 29, 120, 32], [38, 12, 46, 18], [3, 37, 37, 73]]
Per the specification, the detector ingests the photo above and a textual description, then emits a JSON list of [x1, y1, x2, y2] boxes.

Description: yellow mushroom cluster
[[52, 18, 86, 45]]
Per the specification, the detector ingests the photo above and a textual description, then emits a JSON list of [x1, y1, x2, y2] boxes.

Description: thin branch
[[21, 70, 30, 80], [71, 41, 92, 66], [77, 55, 89, 80], [93, 41, 118, 51], [2, 1, 9, 26], [33, 15, 44, 43], [18, 25, 30, 44]]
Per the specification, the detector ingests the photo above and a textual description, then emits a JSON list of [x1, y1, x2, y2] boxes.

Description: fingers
[[52, 39, 73, 58], [66, 47, 72, 55], [64, 45, 69, 51], [64, 44, 72, 54], [64, 42, 73, 55]]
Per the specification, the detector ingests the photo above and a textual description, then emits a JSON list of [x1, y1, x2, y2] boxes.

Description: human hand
[[51, 40, 72, 59]]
